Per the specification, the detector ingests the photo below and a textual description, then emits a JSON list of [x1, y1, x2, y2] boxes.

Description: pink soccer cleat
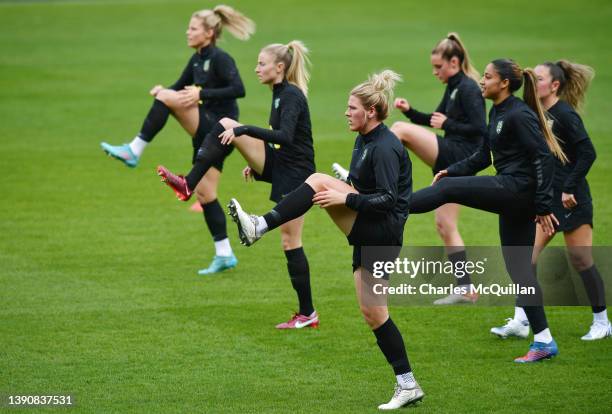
[[276, 311, 319, 329], [157, 165, 192, 201]]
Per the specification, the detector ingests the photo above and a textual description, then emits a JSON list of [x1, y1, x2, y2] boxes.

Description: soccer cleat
[[581, 321, 612, 341], [490, 318, 530, 339], [378, 383, 425, 410], [433, 291, 479, 305], [514, 340, 558, 363], [331, 162, 349, 183], [157, 165, 192, 201], [276, 311, 319, 329], [227, 198, 261, 246], [198, 254, 238, 275], [101, 142, 139, 168]]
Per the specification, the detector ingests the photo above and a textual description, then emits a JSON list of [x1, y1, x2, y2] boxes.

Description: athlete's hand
[[242, 166, 254, 182], [430, 112, 447, 129], [149, 85, 164, 96], [219, 128, 236, 145], [312, 187, 347, 208], [432, 170, 448, 185], [178, 85, 200, 107], [562, 192, 578, 209], [535, 213, 559, 236], [394, 98, 410, 112]]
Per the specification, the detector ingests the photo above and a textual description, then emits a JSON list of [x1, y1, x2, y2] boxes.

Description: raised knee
[[305, 172, 330, 191], [219, 117, 238, 129], [155, 89, 174, 106]]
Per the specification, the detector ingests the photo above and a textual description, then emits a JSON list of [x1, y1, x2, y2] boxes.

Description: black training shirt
[[403, 71, 486, 144], [345, 123, 412, 222], [170, 45, 245, 118], [547, 100, 596, 196], [233, 80, 316, 177], [446, 95, 555, 215]]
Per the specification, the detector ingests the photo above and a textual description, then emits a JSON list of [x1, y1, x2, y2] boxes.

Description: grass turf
[[1, 0, 611, 412]]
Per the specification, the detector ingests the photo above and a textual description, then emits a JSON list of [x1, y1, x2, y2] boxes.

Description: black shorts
[[348, 213, 405, 273], [433, 136, 479, 174], [191, 109, 235, 171], [551, 190, 593, 232], [252, 143, 313, 202]]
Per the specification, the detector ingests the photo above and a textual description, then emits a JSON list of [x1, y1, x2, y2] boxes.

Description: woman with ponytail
[[334, 33, 486, 304], [409, 59, 566, 363], [157, 41, 320, 330], [497, 60, 609, 341], [226, 71, 423, 409], [100, 5, 255, 275]]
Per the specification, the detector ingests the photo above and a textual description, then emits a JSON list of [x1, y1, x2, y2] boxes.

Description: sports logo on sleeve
[[203, 59, 210, 72], [496, 120, 503, 134], [450, 89, 458, 100], [274, 98, 280, 109]]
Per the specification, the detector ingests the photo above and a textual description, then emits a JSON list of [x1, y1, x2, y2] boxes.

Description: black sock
[[579, 265, 606, 313], [373, 318, 411, 375], [139, 99, 171, 142], [263, 183, 315, 231], [285, 247, 314, 316], [448, 250, 472, 286], [202, 199, 228, 242], [523, 306, 548, 334], [186, 122, 230, 190]]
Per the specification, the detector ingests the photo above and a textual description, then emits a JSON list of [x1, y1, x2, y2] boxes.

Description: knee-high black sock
[[523, 306, 548, 334], [448, 250, 472, 286], [263, 183, 315, 231], [202, 199, 228, 242], [579, 265, 606, 313], [139, 99, 171, 142], [373, 318, 411, 375], [186, 122, 230, 190], [285, 247, 314, 316]]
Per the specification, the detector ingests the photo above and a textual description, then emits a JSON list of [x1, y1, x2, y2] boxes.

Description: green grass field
[[1, 0, 611, 412]]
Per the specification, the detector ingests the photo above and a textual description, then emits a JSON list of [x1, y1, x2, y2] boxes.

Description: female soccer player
[[100, 5, 254, 275], [334, 33, 485, 304], [409, 59, 567, 362], [491, 60, 609, 341], [157, 41, 319, 330], [227, 71, 425, 409]]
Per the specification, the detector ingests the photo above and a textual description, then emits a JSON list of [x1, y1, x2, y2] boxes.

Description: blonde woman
[[157, 41, 319, 330], [101, 5, 254, 275], [228, 71, 425, 409], [334, 33, 485, 304]]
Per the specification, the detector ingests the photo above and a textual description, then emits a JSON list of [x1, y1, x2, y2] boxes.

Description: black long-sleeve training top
[[233, 79, 316, 177], [170, 44, 245, 118], [548, 100, 596, 198], [345, 123, 412, 221], [446, 95, 555, 215], [403, 71, 486, 143]]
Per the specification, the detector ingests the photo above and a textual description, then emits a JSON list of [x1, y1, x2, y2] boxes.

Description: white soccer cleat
[[331, 162, 349, 183], [228, 198, 260, 246], [378, 383, 424, 410], [433, 292, 478, 305], [490, 318, 530, 339], [581, 321, 612, 341]]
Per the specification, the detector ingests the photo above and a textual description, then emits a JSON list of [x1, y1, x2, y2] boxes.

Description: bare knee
[[219, 117, 239, 129], [155, 89, 177, 107], [567, 249, 593, 272], [280, 228, 302, 250], [305, 172, 332, 192], [391, 121, 411, 144], [195, 179, 217, 204], [435, 214, 458, 241], [360, 306, 388, 329]]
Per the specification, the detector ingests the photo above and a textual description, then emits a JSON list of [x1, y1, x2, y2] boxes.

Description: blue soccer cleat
[[198, 254, 238, 275], [101, 142, 139, 168], [514, 339, 558, 363]]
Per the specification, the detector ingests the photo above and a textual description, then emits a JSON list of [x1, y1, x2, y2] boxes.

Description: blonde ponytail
[[193, 5, 255, 42], [432, 32, 480, 82], [543, 60, 594, 112], [351, 70, 402, 121], [262, 41, 311, 96]]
